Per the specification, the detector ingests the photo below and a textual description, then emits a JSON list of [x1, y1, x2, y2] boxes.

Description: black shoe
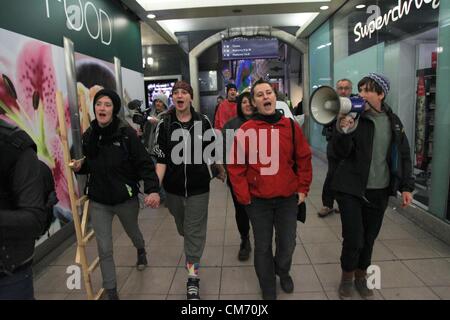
[[106, 288, 119, 300], [238, 236, 251, 261], [187, 278, 200, 300], [262, 291, 277, 300], [136, 248, 147, 271], [279, 275, 294, 293]]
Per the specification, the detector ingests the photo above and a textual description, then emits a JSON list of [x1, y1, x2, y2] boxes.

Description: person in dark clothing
[[331, 73, 414, 300], [71, 89, 160, 300], [0, 120, 46, 300], [319, 78, 354, 217], [222, 92, 256, 261], [293, 100, 303, 116], [153, 80, 225, 300], [38, 160, 58, 237]]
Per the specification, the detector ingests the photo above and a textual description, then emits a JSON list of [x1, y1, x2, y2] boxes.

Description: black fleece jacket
[[78, 118, 159, 205], [153, 107, 215, 197], [330, 104, 414, 198]]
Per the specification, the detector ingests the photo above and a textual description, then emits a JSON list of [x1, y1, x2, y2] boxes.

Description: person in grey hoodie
[[222, 91, 256, 261], [143, 93, 168, 155]]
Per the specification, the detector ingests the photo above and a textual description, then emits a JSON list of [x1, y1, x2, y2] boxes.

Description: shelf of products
[[414, 67, 435, 173]]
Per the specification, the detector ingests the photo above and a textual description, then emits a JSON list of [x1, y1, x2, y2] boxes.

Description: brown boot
[[338, 271, 354, 300], [354, 269, 374, 299]]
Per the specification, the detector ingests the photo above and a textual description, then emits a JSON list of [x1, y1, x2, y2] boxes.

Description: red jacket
[[227, 113, 312, 205], [214, 99, 237, 131]]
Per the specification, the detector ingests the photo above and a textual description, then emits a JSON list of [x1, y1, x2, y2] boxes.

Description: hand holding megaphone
[[338, 114, 356, 133]]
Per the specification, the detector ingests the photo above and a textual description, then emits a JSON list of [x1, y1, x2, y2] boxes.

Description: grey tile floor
[[34, 157, 450, 300]]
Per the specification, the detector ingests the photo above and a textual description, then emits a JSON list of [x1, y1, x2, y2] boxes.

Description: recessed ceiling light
[[147, 13, 156, 19], [356, 4, 366, 9], [320, 6, 329, 10]]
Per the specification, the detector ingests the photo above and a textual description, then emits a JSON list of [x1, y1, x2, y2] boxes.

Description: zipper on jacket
[[173, 115, 208, 198], [173, 121, 189, 198]]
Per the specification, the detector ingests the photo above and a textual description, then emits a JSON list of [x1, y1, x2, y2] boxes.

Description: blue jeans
[[245, 195, 297, 296], [0, 265, 34, 300]]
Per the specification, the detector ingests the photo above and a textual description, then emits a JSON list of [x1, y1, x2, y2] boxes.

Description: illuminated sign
[[353, 0, 440, 43]]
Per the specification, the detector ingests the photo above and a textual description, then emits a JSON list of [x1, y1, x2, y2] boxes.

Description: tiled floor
[[34, 157, 450, 300]]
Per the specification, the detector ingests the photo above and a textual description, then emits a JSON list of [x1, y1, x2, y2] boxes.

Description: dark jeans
[[0, 265, 34, 300], [227, 181, 250, 238], [245, 195, 297, 296], [321, 154, 338, 208], [336, 188, 389, 272]]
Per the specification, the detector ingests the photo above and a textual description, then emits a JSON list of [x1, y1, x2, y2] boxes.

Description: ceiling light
[[147, 13, 156, 19], [356, 4, 366, 9], [320, 6, 329, 10]]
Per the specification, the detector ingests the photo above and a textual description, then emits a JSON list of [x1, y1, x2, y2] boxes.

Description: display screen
[[222, 38, 279, 60], [144, 79, 177, 108]]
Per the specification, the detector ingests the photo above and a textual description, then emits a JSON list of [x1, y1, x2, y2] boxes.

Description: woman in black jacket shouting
[[71, 89, 160, 300]]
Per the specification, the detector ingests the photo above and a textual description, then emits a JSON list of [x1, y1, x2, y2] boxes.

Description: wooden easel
[[55, 90, 103, 300]]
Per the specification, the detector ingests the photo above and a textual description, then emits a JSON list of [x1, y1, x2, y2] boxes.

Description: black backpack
[[0, 121, 56, 237]]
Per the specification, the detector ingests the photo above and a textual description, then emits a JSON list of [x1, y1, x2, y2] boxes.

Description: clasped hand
[[144, 192, 160, 208]]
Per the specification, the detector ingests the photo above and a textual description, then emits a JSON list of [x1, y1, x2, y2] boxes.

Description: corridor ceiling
[[119, 0, 347, 45]]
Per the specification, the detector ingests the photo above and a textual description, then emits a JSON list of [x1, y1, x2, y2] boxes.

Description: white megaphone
[[309, 86, 366, 127]]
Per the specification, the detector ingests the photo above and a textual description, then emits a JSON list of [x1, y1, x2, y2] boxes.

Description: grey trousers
[[89, 197, 145, 289], [166, 192, 209, 265]]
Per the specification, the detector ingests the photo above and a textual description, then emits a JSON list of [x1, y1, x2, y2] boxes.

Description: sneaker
[[136, 248, 147, 271], [186, 278, 200, 300], [238, 237, 251, 261], [106, 288, 119, 300], [354, 277, 374, 300], [318, 206, 334, 217]]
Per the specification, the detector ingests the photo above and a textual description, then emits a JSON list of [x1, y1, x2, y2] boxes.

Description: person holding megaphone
[[318, 79, 355, 218], [328, 73, 414, 300]]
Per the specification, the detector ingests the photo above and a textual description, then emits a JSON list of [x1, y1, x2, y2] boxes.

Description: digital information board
[[222, 38, 279, 60]]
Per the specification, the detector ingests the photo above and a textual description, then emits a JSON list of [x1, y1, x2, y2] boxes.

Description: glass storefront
[[308, 0, 449, 221]]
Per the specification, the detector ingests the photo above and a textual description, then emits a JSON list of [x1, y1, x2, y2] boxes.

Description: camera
[[127, 99, 151, 129]]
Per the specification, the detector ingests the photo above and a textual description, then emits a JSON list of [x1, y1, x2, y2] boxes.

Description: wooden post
[[55, 90, 103, 300]]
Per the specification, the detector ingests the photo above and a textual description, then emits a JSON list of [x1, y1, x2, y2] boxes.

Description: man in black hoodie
[[153, 80, 225, 300]]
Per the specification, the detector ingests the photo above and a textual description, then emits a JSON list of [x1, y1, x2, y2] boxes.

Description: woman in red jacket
[[227, 79, 312, 300]]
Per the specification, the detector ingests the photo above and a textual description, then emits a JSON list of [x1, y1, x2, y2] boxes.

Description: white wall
[[417, 43, 438, 70]]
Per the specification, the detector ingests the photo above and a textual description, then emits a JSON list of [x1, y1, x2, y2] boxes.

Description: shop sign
[[45, 0, 112, 45], [353, 0, 440, 43]]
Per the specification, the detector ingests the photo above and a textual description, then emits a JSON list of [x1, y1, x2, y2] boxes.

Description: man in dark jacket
[[0, 119, 46, 299], [331, 73, 414, 300], [318, 78, 353, 217], [153, 80, 225, 300]]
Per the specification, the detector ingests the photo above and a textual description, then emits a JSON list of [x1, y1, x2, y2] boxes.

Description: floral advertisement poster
[[1, 26, 145, 246], [0, 27, 73, 244]]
